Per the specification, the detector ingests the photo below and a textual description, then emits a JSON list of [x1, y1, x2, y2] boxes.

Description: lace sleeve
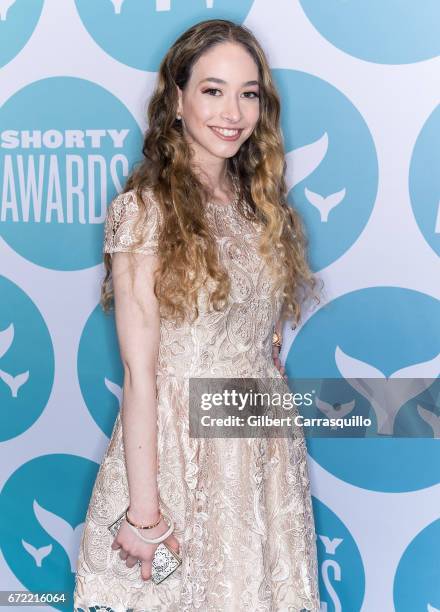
[[103, 188, 161, 256]]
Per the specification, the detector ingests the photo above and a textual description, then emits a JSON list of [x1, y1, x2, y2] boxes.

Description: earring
[[176, 113, 182, 121]]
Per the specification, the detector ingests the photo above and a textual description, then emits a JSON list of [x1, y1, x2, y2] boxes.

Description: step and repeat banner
[[0, 1, 439, 610]]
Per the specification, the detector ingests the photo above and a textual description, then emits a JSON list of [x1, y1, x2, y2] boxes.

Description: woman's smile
[[209, 126, 243, 141]]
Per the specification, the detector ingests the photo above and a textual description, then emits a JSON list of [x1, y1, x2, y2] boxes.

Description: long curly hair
[[101, 18, 322, 329]]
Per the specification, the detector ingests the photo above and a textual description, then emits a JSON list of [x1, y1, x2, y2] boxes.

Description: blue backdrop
[[0, 1, 439, 610]]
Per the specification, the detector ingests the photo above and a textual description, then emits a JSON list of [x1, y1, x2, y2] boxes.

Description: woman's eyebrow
[[198, 77, 259, 86]]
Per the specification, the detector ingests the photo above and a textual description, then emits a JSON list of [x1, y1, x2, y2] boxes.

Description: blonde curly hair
[[101, 18, 321, 329]]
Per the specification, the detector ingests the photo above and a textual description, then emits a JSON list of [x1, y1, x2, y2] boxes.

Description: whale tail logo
[[0, 370, 30, 398], [0, 0, 17, 21], [335, 346, 440, 435], [22, 540, 52, 567], [33, 499, 84, 573], [305, 187, 346, 222], [0, 324, 30, 397]]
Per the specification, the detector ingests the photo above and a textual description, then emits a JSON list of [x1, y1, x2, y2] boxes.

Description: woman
[[74, 18, 321, 612]]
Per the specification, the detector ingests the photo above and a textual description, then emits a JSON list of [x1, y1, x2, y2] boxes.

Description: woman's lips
[[209, 126, 243, 141]]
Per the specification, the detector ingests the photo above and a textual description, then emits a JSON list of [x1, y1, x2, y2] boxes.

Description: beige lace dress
[[73, 188, 320, 612]]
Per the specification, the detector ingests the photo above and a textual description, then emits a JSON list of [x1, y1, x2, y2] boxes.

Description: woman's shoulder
[[110, 185, 160, 213], [103, 186, 162, 256]]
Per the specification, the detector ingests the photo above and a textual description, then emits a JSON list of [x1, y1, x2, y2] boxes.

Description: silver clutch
[[151, 541, 182, 584], [108, 511, 182, 584]]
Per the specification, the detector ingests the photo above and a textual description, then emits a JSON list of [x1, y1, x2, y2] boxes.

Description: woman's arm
[[104, 190, 179, 580], [112, 250, 161, 522]]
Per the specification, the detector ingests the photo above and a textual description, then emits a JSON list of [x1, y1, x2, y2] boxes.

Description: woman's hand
[[110, 516, 180, 582]]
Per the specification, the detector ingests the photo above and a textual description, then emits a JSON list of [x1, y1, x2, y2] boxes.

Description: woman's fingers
[[139, 536, 181, 581], [110, 537, 120, 550], [117, 549, 152, 580], [110, 537, 151, 581], [125, 554, 139, 568], [111, 534, 181, 581], [140, 560, 152, 581]]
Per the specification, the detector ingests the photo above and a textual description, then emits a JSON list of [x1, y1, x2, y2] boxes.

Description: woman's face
[[176, 41, 260, 168]]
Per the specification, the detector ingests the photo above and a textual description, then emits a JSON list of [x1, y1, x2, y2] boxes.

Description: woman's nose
[[220, 96, 242, 123]]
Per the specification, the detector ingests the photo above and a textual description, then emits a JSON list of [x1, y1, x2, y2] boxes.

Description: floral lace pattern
[[103, 188, 162, 256], [74, 189, 320, 611]]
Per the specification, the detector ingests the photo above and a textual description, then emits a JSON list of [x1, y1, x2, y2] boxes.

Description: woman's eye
[[202, 89, 259, 99]]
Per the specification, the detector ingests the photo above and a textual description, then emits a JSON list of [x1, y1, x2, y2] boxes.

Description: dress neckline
[[206, 176, 240, 209]]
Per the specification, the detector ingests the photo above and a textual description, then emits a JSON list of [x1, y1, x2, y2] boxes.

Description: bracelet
[[125, 507, 162, 529], [126, 514, 175, 545], [272, 331, 282, 348]]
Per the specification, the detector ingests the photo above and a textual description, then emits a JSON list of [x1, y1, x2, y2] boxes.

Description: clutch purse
[[108, 511, 182, 584], [150, 541, 182, 584]]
